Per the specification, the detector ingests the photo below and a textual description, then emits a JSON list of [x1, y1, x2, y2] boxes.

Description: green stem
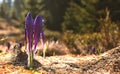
[[27, 50, 34, 69]]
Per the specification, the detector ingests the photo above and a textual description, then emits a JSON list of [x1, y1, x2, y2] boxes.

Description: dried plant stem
[[43, 49, 46, 58], [43, 42, 48, 58]]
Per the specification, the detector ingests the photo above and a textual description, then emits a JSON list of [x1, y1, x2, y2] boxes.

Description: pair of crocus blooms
[[25, 12, 44, 55]]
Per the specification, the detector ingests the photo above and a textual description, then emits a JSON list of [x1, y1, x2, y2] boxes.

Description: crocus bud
[[25, 12, 34, 53], [6, 42, 11, 52], [33, 15, 44, 53]]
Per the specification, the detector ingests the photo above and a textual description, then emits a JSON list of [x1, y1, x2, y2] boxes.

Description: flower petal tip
[[34, 15, 43, 25]]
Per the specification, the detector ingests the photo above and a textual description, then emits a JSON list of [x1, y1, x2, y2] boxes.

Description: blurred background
[[0, 0, 120, 55]]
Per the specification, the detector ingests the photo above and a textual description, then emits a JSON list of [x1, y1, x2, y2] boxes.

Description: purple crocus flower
[[25, 12, 45, 68], [6, 42, 11, 52], [25, 12, 34, 53], [18, 43, 23, 48], [92, 47, 96, 54], [33, 15, 44, 53]]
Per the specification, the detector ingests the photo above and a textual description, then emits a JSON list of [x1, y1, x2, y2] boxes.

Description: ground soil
[[0, 46, 120, 74]]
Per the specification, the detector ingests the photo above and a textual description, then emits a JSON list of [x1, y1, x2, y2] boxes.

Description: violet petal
[[33, 15, 44, 53], [25, 12, 34, 53]]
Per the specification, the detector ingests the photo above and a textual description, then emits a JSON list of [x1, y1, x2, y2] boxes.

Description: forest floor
[[0, 47, 120, 74], [0, 18, 120, 74]]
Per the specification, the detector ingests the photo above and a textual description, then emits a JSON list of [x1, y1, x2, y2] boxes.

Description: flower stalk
[[27, 50, 34, 68]]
